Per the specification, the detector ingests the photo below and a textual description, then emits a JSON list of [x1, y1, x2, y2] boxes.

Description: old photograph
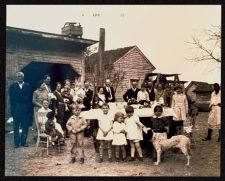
[[5, 5, 221, 176]]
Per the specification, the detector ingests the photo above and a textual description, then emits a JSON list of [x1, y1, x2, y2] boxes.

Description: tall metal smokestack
[[97, 28, 105, 87]]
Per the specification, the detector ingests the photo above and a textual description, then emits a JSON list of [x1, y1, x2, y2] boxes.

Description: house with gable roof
[[85, 45, 156, 101]]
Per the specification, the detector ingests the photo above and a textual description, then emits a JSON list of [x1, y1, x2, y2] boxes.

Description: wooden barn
[[6, 26, 97, 118], [185, 81, 213, 111], [85, 45, 156, 101]]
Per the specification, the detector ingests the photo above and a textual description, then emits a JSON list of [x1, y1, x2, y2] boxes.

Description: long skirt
[[208, 105, 221, 129]]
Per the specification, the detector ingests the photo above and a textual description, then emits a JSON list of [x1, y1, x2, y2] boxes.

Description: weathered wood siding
[[85, 47, 155, 101], [113, 47, 154, 101], [5, 47, 83, 118]]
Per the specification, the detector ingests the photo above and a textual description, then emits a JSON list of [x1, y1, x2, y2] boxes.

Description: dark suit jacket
[[123, 88, 140, 102], [103, 86, 115, 102], [83, 88, 94, 110], [9, 82, 31, 117], [146, 88, 156, 102]]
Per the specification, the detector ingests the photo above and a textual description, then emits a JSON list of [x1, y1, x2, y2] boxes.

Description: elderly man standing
[[103, 79, 115, 103], [9, 72, 31, 148]]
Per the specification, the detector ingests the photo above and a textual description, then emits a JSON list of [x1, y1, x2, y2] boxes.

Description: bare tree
[[186, 25, 221, 63], [84, 46, 125, 93], [104, 64, 125, 93]]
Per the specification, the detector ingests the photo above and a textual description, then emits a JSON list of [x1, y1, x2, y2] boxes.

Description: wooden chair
[[35, 111, 61, 155]]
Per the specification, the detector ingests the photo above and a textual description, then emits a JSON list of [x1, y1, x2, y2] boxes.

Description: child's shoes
[[115, 157, 120, 162], [138, 157, 144, 162], [128, 157, 135, 161], [70, 157, 76, 164], [79, 158, 84, 164], [122, 157, 127, 162], [108, 158, 113, 162], [98, 157, 103, 163]]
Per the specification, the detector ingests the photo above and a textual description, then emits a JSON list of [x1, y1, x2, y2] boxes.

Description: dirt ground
[[5, 112, 220, 176]]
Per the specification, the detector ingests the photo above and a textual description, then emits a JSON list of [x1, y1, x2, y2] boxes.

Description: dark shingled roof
[[85, 46, 136, 68], [193, 82, 213, 93]]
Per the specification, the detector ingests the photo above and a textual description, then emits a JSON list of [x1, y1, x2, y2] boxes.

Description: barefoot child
[[96, 103, 114, 163], [112, 112, 127, 162], [125, 105, 149, 161], [66, 105, 87, 164]]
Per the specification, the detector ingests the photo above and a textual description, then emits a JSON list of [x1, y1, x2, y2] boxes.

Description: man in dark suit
[[146, 81, 157, 102], [9, 72, 32, 148], [83, 81, 94, 111], [123, 81, 140, 104], [103, 79, 115, 102]]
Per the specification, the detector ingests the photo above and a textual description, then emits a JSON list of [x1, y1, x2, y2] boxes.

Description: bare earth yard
[[5, 112, 220, 176]]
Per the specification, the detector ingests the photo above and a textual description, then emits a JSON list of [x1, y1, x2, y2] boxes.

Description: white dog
[[152, 131, 191, 166]]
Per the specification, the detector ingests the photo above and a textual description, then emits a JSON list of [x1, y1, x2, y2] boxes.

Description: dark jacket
[[103, 86, 115, 102], [123, 88, 140, 102], [45, 118, 55, 134], [83, 88, 94, 110], [146, 88, 156, 102], [9, 82, 31, 116], [150, 116, 169, 132]]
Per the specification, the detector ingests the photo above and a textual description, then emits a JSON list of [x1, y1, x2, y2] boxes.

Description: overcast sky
[[6, 5, 221, 85]]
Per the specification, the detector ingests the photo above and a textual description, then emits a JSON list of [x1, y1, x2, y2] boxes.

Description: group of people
[[123, 80, 188, 135], [66, 103, 167, 164], [9, 71, 221, 164], [8, 72, 117, 148]]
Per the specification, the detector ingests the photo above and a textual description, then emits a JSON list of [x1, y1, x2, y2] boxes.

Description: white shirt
[[17, 82, 24, 89], [106, 86, 112, 99], [137, 90, 149, 102], [210, 91, 221, 107]]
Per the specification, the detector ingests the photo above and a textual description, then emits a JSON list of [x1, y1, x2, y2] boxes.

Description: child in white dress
[[125, 105, 149, 161], [96, 103, 114, 162], [112, 112, 127, 162]]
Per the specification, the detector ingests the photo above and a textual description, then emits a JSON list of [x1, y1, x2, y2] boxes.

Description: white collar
[[18, 81, 24, 85]]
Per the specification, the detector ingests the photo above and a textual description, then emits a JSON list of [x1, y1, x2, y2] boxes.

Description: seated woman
[[137, 84, 150, 106], [93, 87, 108, 108]]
